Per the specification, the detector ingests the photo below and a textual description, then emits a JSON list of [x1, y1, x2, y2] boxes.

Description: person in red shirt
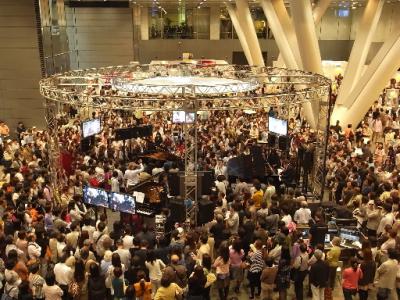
[[342, 257, 363, 300]]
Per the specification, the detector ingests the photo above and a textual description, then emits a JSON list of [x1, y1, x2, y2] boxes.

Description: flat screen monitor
[[339, 228, 359, 242], [172, 111, 195, 123], [325, 233, 331, 243], [83, 186, 109, 208], [82, 118, 101, 138], [109, 192, 136, 214], [268, 116, 288, 136]]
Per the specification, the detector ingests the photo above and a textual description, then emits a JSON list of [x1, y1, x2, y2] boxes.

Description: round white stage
[[112, 76, 259, 95]]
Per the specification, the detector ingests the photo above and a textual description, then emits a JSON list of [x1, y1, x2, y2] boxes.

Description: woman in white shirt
[[145, 250, 166, 298]]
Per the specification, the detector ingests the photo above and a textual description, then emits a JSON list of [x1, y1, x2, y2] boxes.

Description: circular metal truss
[[40, 64, 331, 112], [40, 64, 331, 225]]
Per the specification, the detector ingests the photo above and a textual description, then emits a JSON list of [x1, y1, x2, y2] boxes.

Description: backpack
[[1, 286, 16, 300], [68, 281, 80, 298]]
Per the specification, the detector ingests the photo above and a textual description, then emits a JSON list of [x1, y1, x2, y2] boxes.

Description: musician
[[280, 160, 296, 186], [124, 160, 144, 191], [268, 149, 281, 170]]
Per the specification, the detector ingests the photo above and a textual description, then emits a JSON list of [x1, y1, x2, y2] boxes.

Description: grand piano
[[131, 151, 180, 217]]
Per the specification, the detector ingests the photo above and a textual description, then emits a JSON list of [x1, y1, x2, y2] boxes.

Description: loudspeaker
[[278, 136, 289, 151], [80, 138, 90, 152], [168, 199, 186, 223], [199, 171, 214, 196], [268, 133, 276, 147], [197, 199, 215, 225], [140, 125, 153, 137], [168, 173, 181, 196], [115, 126, 153, 140], [115, 128, 131, 141]]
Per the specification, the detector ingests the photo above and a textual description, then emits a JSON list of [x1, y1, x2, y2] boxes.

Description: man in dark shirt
[[309, 211, 328, 248], [210, 214, 226, 249], [309, 249, 330, 299]]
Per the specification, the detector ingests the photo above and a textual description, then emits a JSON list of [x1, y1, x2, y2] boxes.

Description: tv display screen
[[268, 116, 288, 136], [185, 112, 195, 123], [172, 111, 195, 123], [339, 228, 359, 242], [337, 9, 349, 17], [83, 186, 109, 208], [82, 118, 101, 138], [109, 192, 136, 214]]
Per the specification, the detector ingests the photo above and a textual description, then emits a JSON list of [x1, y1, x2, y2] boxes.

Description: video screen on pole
[[172, 111, 195, 123], [83, 186, 109, 208], [82, 119, 101, 138], [109, 192, 136, 214], [268, 116, 288, 136]]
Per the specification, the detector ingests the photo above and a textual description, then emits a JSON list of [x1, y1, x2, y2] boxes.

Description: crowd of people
[[0, 76, 400, 300]]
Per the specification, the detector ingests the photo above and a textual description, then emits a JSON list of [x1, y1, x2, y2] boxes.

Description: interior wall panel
[[67, 7, 134, 69], [0, 0, 44, 132]]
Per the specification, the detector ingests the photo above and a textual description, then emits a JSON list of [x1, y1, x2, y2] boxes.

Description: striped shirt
[[249, 250, 265, 273]]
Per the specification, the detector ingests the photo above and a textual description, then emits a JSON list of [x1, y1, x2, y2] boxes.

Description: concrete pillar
[[332, 30, 400, 127], [141, 6, 149, 41], [235, 0, 265, 66], [260, 0, 297, 69], [210, 5, 220, 40], [289, 0, 322, 74], [336, 0, 384, 106], [312, 0, 332, 24], [271, 0, 302, 69], [132, 5, 141, 61], [226, 3, 253, 65]]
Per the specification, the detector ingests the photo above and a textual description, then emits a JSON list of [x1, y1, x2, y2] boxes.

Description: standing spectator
[[229, 239, 244, 293], [275, 246, 291, 300], [375, 248, 398, 300], [294, 201, 312, 225], [213, 244, 230, 300], [145, 250, 165, 298], [247, 240, 265, 299], [187, 265, 207, 300], [309, 249, 329, 300], [133, 270, 152, 300], [87, 264, 106, 300], [43, 272, 63, 300], [342, 258, 363, 300], [358, 248, 376, 300], [292, 243, 309, 300], [28, 263, 45, 300], [260, 257, 278, 300], [326, 237, 342, 291], [154, 273, 183, 300]]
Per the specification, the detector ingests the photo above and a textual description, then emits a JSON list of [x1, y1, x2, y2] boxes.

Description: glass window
[[149, 6, 210, 39]]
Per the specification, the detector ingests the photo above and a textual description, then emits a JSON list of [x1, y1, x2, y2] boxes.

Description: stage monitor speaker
[[168, 199, 186, 223], [278, 136, 289, 151], [115, 128, 131, 141], [268, 133, 276, 147], [80, 138, 90, 152], [197, 199, 215, 225], [168, 173, 181, 196], [199, 171, 214, 196]]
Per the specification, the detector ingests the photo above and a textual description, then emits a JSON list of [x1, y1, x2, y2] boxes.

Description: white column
[[312, 0, 332, 24], [210, 5, 220, 40], [289, 0, 322, 74], [271, 0, 302, 69], [336, 0, 384, 106], [332, 31, 400, 127], [235, 0, 265, 66], [140, 6, 149, 41], [260, 0, 298, 69], [226, 3, 253, 65]]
